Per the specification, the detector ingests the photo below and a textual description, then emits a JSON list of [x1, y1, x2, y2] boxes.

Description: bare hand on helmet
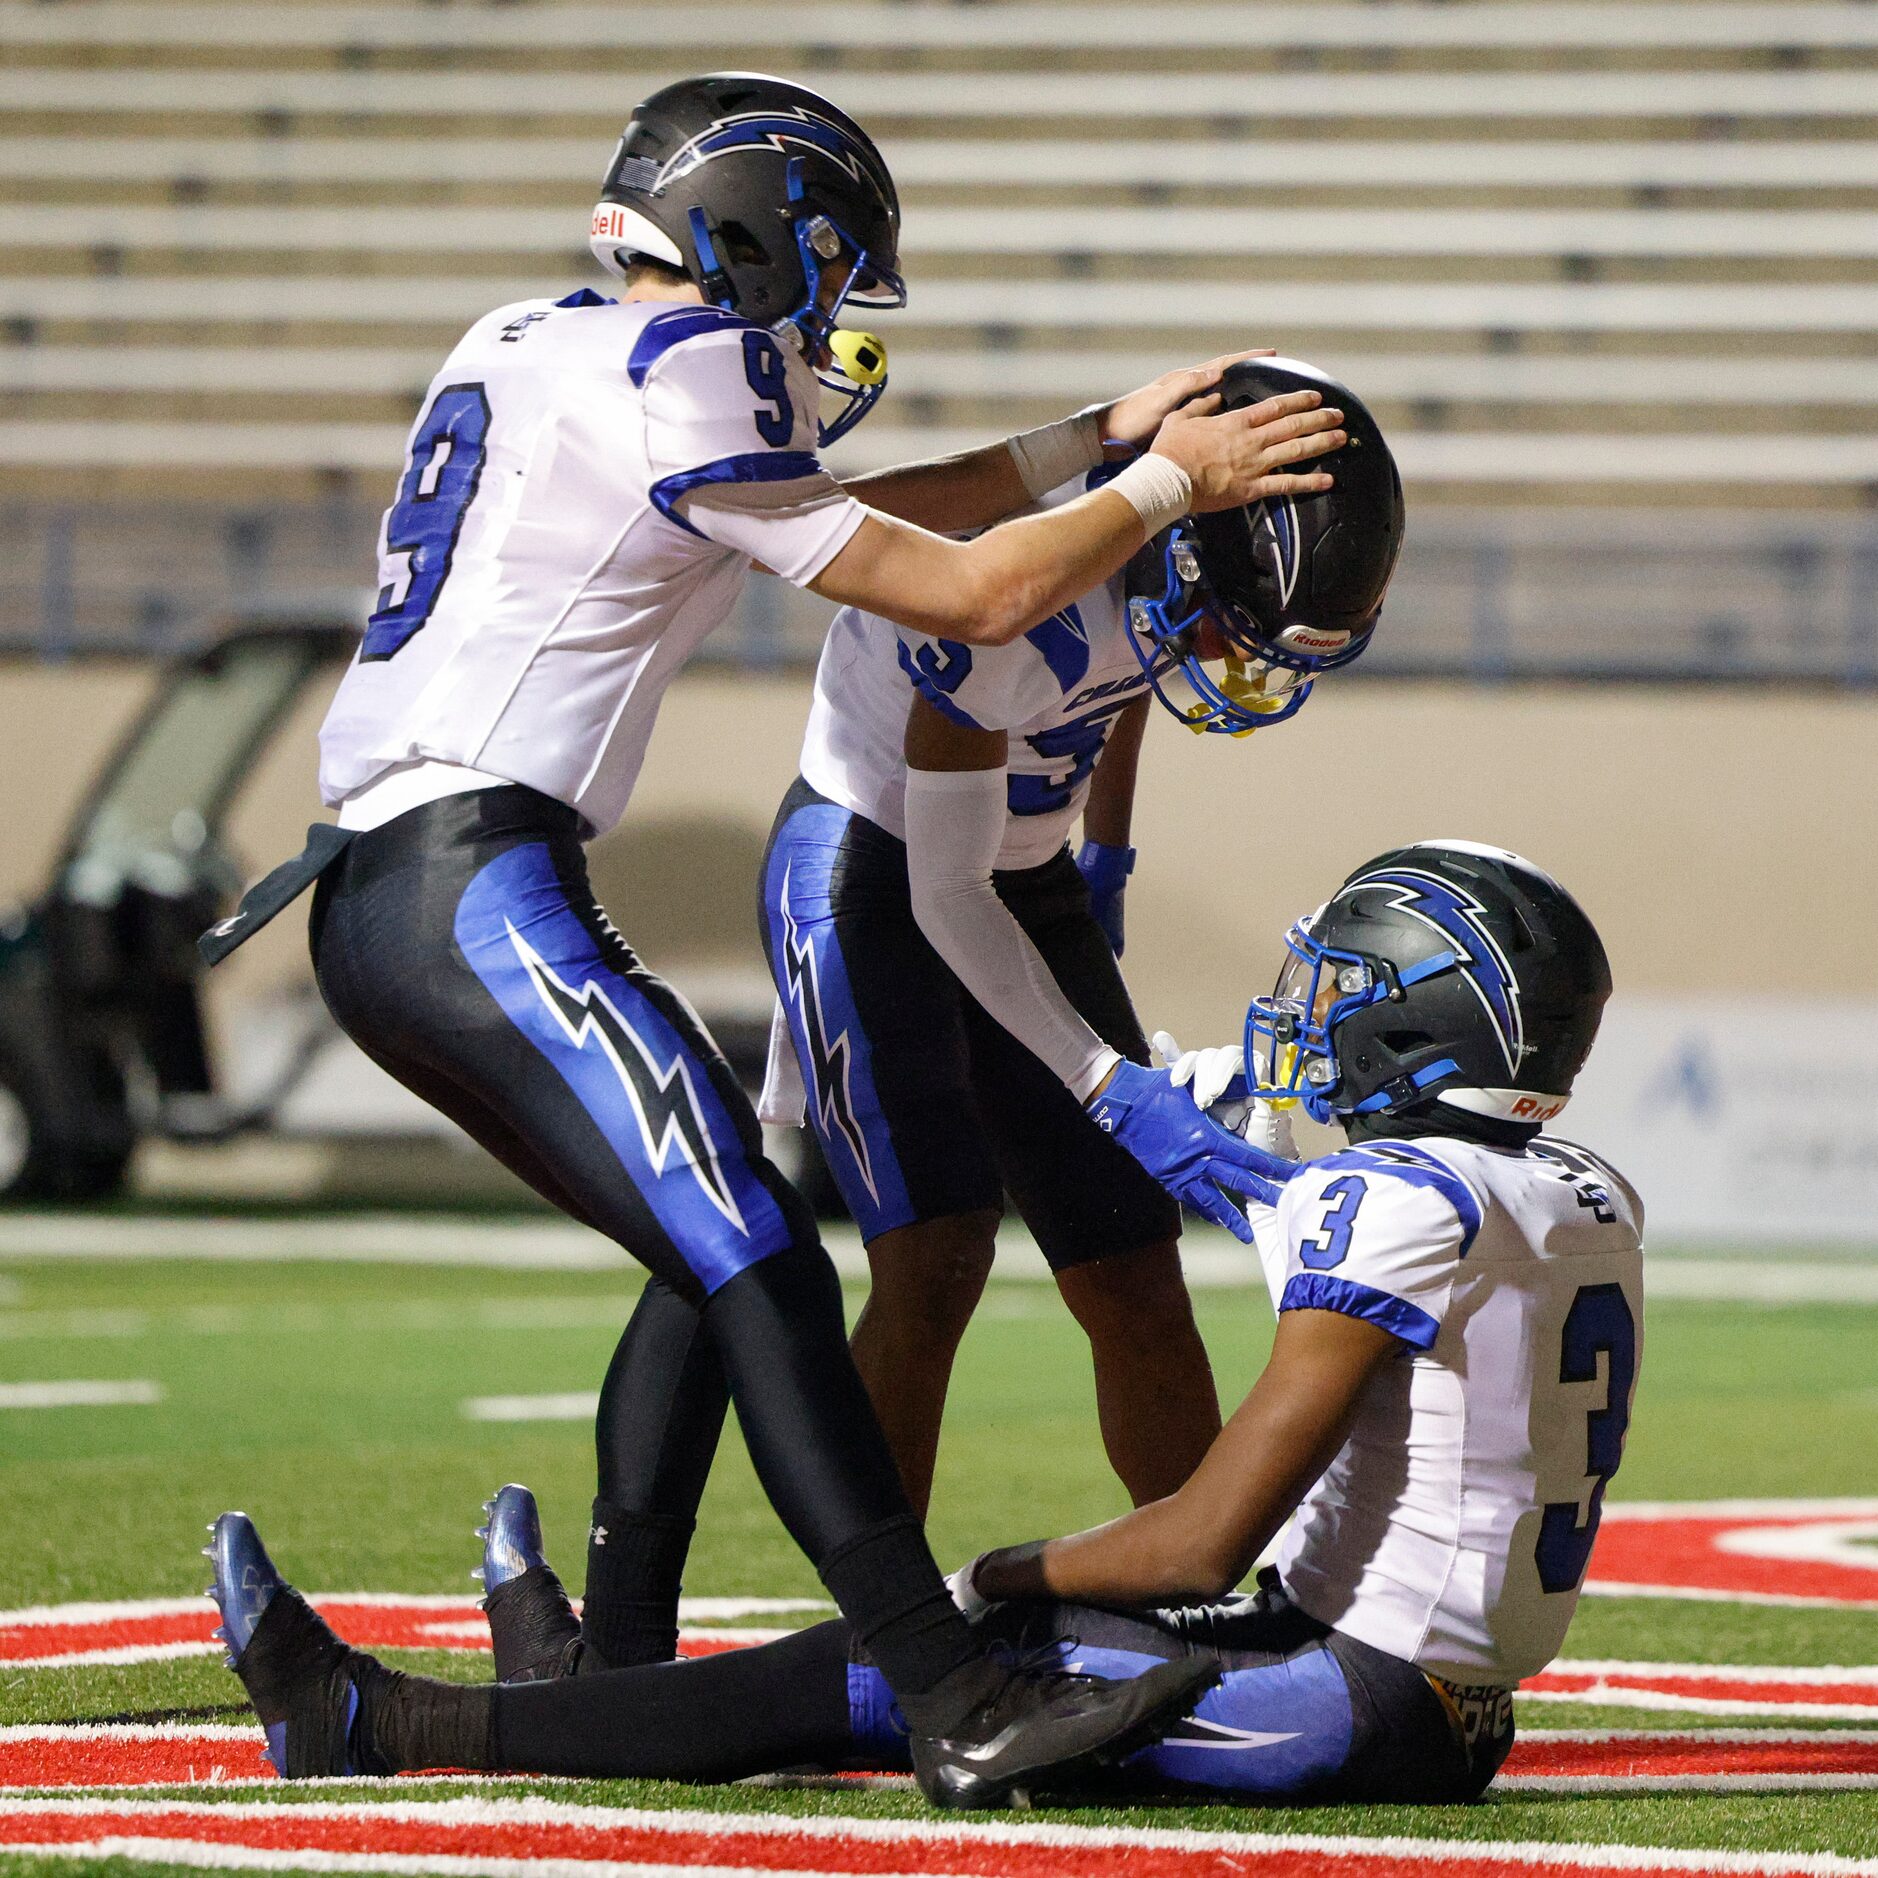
[[1150, 390, 1345, 514], [1095, 350, 1278, 457]]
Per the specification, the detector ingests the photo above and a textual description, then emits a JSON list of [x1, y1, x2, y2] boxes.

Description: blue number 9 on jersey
[[741, 333, 795, 447], [362, 382, 492, 663]]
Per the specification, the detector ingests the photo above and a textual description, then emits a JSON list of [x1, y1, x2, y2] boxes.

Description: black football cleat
[[204, 1512, 361, 1777], [910, 1654, 1221, 1811], [475, 1483, 583, 1683]]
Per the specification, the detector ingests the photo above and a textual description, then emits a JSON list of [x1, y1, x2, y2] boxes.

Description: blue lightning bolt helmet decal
[[1244, 867, 1528, 1123], [658, 109, 875, 190], [1357, 869, 1524, 1077]]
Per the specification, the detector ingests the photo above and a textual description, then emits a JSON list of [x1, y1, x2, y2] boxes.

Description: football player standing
[[759, 360, 1403, 1515], [210, 840, 1640, 1807], [201, 74, 1339, 1807]]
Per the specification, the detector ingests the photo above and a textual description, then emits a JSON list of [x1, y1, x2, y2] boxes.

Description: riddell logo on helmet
[[1279, 625, 1350, 653], [591, 206, 634, 242], [1509, 1095, 1565, 1121]]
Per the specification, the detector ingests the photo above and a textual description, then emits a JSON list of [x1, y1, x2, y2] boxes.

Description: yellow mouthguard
[[1268, 1040, 1304, 1112], [829, 328, 889, 386], [1182, 659, 1297, 738]]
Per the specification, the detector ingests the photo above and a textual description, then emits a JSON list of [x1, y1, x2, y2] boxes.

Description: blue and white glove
[[1086, 1058, 1299, 1243], [1075, 840, 1135, 958]]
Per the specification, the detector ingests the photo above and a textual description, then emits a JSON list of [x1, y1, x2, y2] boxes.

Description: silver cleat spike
[[223, 1654, 235, 1669], [202, 1545, 214, 1558], [210, 1626, 224, 1641], [469, 1566, 485, 1582], [204, 1586, 216, 1599]]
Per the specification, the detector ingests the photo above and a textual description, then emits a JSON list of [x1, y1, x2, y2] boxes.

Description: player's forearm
[[813, 477, 1175, 647], [937, 488, 1157, 644], [974, 1315, 1398, 1609], [972, 1494, 1248, 1608], [1081, 698, 1148, 849], [842, 403, 1110, 535], [902, 764, 1117, 1099], [840, 441, 1032, 535]]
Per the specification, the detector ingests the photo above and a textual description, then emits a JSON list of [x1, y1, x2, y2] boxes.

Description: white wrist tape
[[1107, 453, 1193, 537], [1005, 406, 1105, 501]]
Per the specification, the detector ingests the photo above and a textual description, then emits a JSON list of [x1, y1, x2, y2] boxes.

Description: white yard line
[[4, 1795, 1878, 1877], [460, 1393, 598, 1423], [0, 1213, 1871, 1301], [0, 1381, 161, 1409]]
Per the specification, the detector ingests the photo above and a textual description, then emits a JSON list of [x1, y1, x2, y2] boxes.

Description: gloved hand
[[1086, 1058, 1299, 1242], [1074, 840, 1135, 958], [1152, 1030, 1299, 1162]]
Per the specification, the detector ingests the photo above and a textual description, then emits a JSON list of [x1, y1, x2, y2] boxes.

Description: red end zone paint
[[5, 1499, 1870, 1674], [1523, 1661, 1878, 1718], [1588, 1501, 1878, 1607], [6, 1726, 1878, 1794], [4, 1798, 1878, 1878], [0, 1595, 777, 1670]]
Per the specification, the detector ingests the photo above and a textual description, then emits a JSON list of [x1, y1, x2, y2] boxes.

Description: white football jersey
[[318, 292, 867, 836], [1252, 1133, 1645, 1687], [799, 471, 1150, 869]]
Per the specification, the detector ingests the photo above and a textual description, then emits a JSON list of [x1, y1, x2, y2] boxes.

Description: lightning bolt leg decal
[[776, 863, 882, 1207]]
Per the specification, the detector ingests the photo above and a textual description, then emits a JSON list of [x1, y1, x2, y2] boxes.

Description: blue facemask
[[1124, 524, 1315, 736]]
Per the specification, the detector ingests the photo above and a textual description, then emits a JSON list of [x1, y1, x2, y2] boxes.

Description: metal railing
[[2, 501, 1874, 685]]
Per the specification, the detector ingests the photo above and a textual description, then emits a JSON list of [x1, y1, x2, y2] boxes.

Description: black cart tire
[[0, 1054, 133, 1204]]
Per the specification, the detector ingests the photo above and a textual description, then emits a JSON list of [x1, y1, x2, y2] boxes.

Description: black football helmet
[[1246, 841, 1612, 1130], [1123, 356, 1404, 734], [588, 72, 905, 444]]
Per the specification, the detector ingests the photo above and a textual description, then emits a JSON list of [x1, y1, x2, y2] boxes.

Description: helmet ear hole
[[1379, 1030, 1434, 1056], [717, 220, 772, 267]]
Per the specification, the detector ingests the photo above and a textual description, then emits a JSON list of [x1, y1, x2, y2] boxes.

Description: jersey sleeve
[[639, 316, 866, 587], [893, 627, 1070, 733], [1273, 1151, 1480, 1350]]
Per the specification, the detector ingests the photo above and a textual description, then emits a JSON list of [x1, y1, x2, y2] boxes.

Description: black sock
[[356, 1662, 497, 1774], [817, 1515, 997, 1729], [702, 1252, 985, 1710], [580, 1501, 694, 1670], [492, 1620, 853, 1780]]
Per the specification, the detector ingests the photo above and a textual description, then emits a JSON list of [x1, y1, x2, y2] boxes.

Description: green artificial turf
[[4, 1235, 1877, 1869]]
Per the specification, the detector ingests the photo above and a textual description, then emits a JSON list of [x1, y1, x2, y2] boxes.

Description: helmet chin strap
[[685, 207, 736, 308]]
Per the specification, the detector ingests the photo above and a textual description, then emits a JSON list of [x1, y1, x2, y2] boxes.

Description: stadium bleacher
[[0, 0, 1874, 673]]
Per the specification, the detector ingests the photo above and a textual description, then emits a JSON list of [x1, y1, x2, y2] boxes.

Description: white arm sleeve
[[903, 765, 1120, 1101]]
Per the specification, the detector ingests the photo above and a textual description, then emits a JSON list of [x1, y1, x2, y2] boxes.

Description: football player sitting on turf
[[207, 838, 1641, 1807], [759, 358, 1402, 1514]]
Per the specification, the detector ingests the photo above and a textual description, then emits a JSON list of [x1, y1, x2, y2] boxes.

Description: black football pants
[[307, 787, 979, 1705]]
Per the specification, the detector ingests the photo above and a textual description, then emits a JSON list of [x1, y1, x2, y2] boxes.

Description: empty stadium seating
[[0, 1, 1873, 672]]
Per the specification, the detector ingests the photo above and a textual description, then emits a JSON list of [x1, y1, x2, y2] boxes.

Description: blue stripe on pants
[[454, 840, 796, 1293], [847, 1639, 1357, 1795], [761, 801, 915, 1243]]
